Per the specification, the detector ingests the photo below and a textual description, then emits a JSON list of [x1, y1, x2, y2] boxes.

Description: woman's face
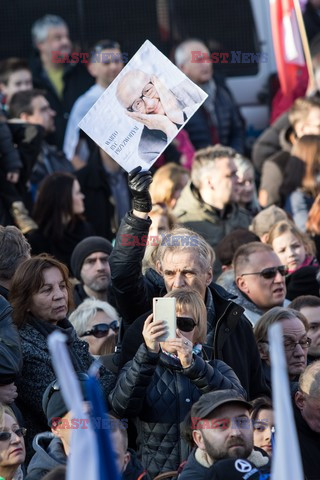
[[0, 413, 25, 470], [253, 408, 274, 456], [237, 168, 254, 205], [272, 231, 306, 271], [82, 310, 118, 356], [72, 180, 85, 215], [30, 267, 68, 324], [161, 305, 197, 353]]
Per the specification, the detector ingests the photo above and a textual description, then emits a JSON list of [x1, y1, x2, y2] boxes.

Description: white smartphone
[[153, 297, 177, 342]]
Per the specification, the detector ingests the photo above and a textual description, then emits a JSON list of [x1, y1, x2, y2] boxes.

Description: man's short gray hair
[[174, 39, 206, 67], [31, 14, 68, 46], [69, 298, 119, 337], [191, 144, 236, 189], [0, 226, 31, 281], [157, 226, 215, 271]]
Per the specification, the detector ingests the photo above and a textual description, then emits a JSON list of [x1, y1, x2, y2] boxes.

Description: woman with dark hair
[[9, 254, 115, 459], [27, 172, 94, 269], [281, 135, 320, 231], [251, 397, 274, 457]]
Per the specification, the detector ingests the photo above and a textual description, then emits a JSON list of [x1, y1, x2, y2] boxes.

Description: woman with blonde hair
[[0, 404, 26, 479], [110, 288, 244, 478], [149, 162, 189, 209]]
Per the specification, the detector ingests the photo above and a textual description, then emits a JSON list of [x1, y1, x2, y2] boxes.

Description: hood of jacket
[[27, 432, 67, 476]]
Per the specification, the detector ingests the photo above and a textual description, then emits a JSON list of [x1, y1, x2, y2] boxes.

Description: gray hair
[[191, 144, 236, 189], [31, 15, 68, 46], [0, 226, 31, 281], [69, 298, 119, 336], [157, 226, 215, 271], [174, 39, 206, 67], [299, 360, 320, 397]]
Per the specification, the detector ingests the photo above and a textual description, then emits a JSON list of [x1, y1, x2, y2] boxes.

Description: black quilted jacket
[[109, 343, 245, 478]]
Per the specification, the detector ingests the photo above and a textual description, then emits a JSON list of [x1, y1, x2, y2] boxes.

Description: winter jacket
[[16, 316, 115, 461], [109, 212, 269, 400], [178, 447, 270, 480], [294, 402, 320, 480], [110, 343, 245, 478], [183, 80, 245, 153], [26, 433, 66, 480], [259, 125, 293, 207], [0, 121, 22, 173], [30, 55, 94, 149], [0, 295, 22, 384], [173, 182, 251, 249], [285, 189, 314, 232], [252, 112, 290, 173]]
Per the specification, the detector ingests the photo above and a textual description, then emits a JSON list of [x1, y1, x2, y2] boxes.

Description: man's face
[[236, 251, 286, 310], [110, 429, 130, 473], [37, 26, 72, 60], [159, 249, 213, 299], [23, 95, 56, 132], [89, 48, 123, 88], [300, 306, 320, 357], [180, 41, 213, 85], [80, 252, 111, 293], [117, 71, 165, 115], [207, 157, 239, 206], [296, 390, 320, 433], [1, 70, 33, 102], [282, 317, 308, 379], [194, 404, 253, 462]]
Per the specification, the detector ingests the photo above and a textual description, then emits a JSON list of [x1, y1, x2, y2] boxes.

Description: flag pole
[[292, 0, 315, 89]]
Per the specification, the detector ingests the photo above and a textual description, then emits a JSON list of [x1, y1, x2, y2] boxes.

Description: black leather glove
[[128, 166, 153, 212]]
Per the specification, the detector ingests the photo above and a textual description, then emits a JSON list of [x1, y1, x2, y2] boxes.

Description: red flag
[[270, 0, 306, 95]]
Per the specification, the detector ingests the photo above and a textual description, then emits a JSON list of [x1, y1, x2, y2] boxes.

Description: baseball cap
[[191, 390, 251, 421]]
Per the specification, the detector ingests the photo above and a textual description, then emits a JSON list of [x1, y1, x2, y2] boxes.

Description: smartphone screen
[[153, 297, 177, 342]]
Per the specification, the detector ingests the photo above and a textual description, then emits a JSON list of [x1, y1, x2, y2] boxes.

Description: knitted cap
[[70, 236, 113, 280]]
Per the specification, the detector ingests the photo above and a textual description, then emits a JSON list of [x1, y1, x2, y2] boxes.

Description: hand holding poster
[[79, 40, 207, 171]]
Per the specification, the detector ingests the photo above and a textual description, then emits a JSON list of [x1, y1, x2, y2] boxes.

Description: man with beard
[[179, 390, 270, 479], [70, 236, 113, 307]]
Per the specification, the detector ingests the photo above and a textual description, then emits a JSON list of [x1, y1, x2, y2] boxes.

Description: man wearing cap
[[179, 390, 270, 479], [249, 205, 288, 243], [70, 236, 113, 308], [26, 379, 147, 480]]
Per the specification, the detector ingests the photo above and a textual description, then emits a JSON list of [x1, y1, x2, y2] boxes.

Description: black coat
[[110, 343, 245, 478], [109, 212, 270, 400], [294, 402, 320, 480], [0, 295, 22, 384], [30, 55, 94, 149], [76, 150, 121, 241]]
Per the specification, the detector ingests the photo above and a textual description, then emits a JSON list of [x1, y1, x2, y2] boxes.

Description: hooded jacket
[[110, 343, 245, 479], [173, 182, 251, 249], [26, 433, 66, 480]]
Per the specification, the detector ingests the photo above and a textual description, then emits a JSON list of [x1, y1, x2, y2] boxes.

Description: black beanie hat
[[42, 377, 88, 427], [70, 236, 113, 281]]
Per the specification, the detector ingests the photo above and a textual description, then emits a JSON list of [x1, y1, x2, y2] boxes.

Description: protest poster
[[79, 39, 207, 171]]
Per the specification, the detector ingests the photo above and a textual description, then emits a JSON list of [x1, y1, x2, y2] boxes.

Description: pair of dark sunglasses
[[0, 427, 27, 441], [241, 265, 288, 280], [176, 316, 197, 332], [80, 321, 119, 338]]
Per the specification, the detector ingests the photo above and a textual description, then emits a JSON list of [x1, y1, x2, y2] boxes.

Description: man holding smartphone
[[109, 166, 269, 399]]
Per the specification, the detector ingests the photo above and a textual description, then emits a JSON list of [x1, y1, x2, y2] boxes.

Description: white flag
[[269, 322, 304, 480]]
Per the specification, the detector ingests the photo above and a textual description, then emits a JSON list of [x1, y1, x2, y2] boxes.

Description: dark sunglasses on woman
[[80, 321, 119, 338], [0, 427, 27, 441], [176, 316, 197, 332]]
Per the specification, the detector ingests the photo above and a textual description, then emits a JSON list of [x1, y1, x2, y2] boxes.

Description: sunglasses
[[80, 322, 119, 338], [241, 265, 288, 280], [176, 316, 197, 332], [0, 427, 27, 442]]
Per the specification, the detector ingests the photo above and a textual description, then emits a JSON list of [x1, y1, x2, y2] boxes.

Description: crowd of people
[[1, 6, 320, 480]]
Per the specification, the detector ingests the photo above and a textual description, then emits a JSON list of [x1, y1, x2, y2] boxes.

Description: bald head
[[175, 39, 213, 85], [116, 70, 150, 109], [299, 361, 320, 397]]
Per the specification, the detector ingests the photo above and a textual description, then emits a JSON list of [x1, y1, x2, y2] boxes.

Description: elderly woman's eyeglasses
[[80, 322, 119, 338], [176, 317, 197, 332], [0, 427, 26, 441]]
